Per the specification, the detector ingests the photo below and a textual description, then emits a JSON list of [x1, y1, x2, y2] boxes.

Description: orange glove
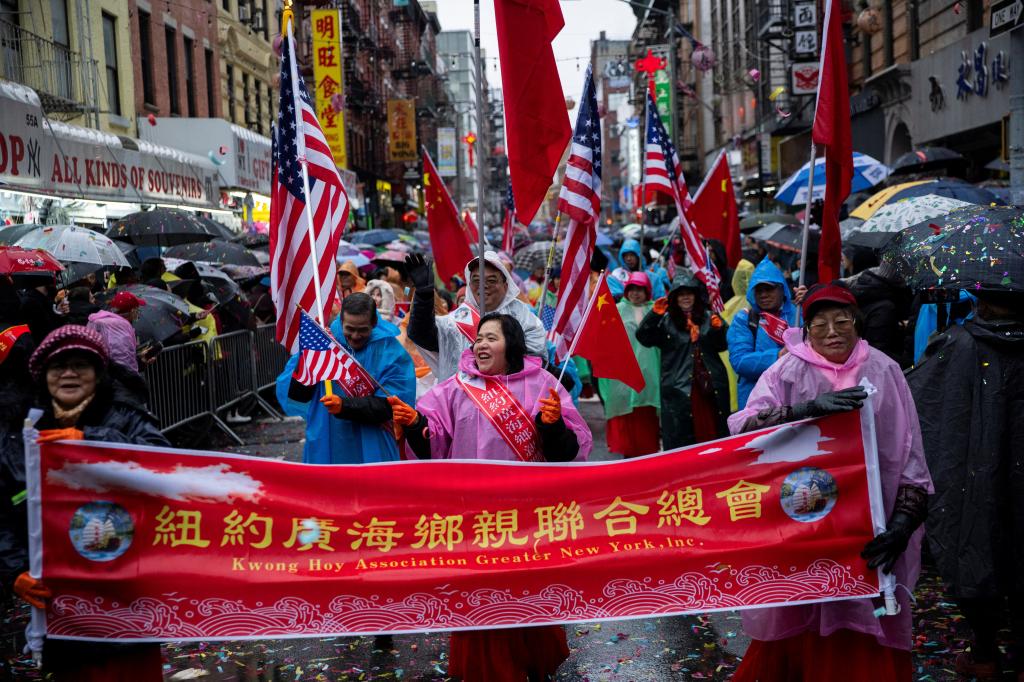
[[687, 319, 700, 342], [37, 428, 84, 443], [652, 297, 669, 315], [387, 395, 419, 427], [710, 314, 723, 329], [319, 394, 343, 415], [13, 572, 51, 609], [538, 388, 562, 425]]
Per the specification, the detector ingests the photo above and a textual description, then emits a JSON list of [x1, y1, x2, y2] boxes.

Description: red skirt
[[731, 629, 912, 682], [448, 625, 569, 682], [606, 406, 661, 457]]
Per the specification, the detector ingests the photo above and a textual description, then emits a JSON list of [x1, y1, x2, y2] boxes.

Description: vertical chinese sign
[[33, 412, 885, 642], [387, 99, 418, 163], [649, 45, 672, 135], [311, 9, 347, 169], [437, 127, 457, 177]]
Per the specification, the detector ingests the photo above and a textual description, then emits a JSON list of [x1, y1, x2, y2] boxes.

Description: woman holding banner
[[388, 312, 591, 681], [0, 325, 168, 680], [728, 283, 932, 682], [636, 272, 730, 449]]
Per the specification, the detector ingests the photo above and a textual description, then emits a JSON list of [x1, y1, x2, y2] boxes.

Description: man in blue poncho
[[726, 259, 798, 409], [276, 293, 416, 464]]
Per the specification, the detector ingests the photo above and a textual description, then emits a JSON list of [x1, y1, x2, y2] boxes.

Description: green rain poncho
[[597, 299, 661, 419]]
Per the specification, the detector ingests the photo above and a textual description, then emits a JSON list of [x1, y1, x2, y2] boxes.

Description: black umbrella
[[750, 223, 816, 254], [882, 205, 1024, 293], [349, 229, 400, 246], [845, 230, 896, 251], [107, 209, 217, 247], [195, 216, 236, 240], [890, 147, 965, 176], [739, 213, 797, 232], [95, 284, 192, 343], [163, 238, 262, 266], [231, 231, 270, 248]]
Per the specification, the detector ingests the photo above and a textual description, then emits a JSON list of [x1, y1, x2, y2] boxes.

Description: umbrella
[[350, 229, 399, 246], [14, 225, 130, 268], [749, 223, 815, 253], [0, 223, 45, 245], [774, 153, 890, 206], [219, 263, 269, 281], [0, 246, 64, 275], [845, 230, 897, 251], [114, 240, 141, 268], [163, 239, 262, 266], [890, 147, 965, 176], [232, 231, 270, 248], [595, 231, 613, 247], [883, 205, 1024, 292], [858, 195, 975, 234], [108, 209, 218, 246], [383, 240, 413, 253], [985, 158, 1009, 173], [171, 277, 239, 306], [194, 216, 236, 240], [372, 250, 409, 264], [839, 217, 865, 238], [513, 241, 562, 271], [740, 213, 797, 231], [337, 253, 371, 268], [851, 179, 1001, 220], [95, 284, 192, 343]]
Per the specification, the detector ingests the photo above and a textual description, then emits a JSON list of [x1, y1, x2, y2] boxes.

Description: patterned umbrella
[[774, 153, 890, 206], [163, 238, 262, 266], [858, 195, 975, 234], [0, 246, 64, 275], [851, 179, 1000, 220], [883, 205, 1024, 292], [15, 225, 130, 267], [107, 209, 217, 247], [513, 241, 562, 271]]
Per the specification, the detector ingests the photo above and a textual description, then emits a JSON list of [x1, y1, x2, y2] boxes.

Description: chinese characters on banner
[[387, 99, 418, 163], [35, 412, 881, 641], [437, 127, 457, 177], [648, 45, 672, 135], [311, 9, 347, 169]]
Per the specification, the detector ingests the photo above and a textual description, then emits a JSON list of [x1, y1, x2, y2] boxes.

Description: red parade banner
[[30, 411, 882, 642]]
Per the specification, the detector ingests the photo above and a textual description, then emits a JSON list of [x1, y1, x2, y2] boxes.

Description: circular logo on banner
[[68, 501, 134, 562], [780, 467, 838, 523]]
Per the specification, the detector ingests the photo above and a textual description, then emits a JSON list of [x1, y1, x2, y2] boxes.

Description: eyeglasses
[[469, 276, 503, 289], [46, 359, 94, 375], [807, 318, 855, 337]]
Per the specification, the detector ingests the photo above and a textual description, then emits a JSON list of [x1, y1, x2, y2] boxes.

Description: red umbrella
[[0, 246, 64, 275]]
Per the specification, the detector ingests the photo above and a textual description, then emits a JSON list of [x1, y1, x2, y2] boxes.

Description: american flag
[[643, 91, 723, 312], [538, 289, 557, 331], [270, 27, 349, 352], [294, 309, 351, 385], [551, 64, 601, 358], [501, 183, 516, 253]]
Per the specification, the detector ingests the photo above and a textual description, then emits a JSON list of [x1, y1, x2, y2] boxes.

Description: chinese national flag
[[812, 0, 853, 283], [423, 148, 472, 285], [573, 274, 645, 392], [691, 150, 741, 267], [494, 0, 570, 225]]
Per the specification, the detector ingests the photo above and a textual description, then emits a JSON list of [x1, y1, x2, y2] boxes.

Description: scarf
[[52, 394, 94, 428]]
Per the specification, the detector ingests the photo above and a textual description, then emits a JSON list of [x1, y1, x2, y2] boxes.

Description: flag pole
[[555, 270, 606, 387], [638, 89, 649, 252], [286, 17, 333, 396], [474, 0, 488, 310], [797, 141, 817, 288], [535, 212, 563, 317]]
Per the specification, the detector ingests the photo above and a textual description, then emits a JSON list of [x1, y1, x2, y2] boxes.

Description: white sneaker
[[226, 410, 252, 424]]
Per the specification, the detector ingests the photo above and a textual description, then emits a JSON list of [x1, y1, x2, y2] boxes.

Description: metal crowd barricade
[[141, 339, 215, 435], [144, 328, 288, 444]]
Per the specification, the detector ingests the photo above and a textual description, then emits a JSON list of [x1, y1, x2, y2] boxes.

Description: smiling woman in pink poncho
[[727, 282, 932, 682], [388, 312, 591, 682]]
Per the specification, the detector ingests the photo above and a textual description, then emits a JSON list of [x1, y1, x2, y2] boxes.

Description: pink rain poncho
[[87, 310, 138, 372], [728, 327, 932, 651], [416, 349, 592, 461]]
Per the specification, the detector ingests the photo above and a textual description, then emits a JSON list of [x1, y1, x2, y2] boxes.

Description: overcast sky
[[433, 0, 638, 116]]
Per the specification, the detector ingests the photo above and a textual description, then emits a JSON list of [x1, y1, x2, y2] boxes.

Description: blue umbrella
[[775, 152, 890, 206], [595, 231, 613, 247], [350, 229, 400, 246]]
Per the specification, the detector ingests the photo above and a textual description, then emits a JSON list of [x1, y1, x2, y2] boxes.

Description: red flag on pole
[[691, 150, 741, 267], [494, 0, 570, 225], [573, 274, 644, 392], [423, 148, 472, 286], [812, 0, 853, 283]]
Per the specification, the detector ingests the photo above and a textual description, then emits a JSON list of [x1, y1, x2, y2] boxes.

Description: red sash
[[0, 325, 29, 365], [759, 312, 789, 345], [334, 350, 378, 398], [455, 371, 541, 462], [451, 304, 480, 344]]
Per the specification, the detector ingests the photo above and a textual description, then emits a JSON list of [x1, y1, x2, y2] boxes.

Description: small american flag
[[551, 65, 601, 358], [539, 290, 557, 331], [294, 310, 346, 385], [643, 91, 723, 312], [270, 25, 349, 352]]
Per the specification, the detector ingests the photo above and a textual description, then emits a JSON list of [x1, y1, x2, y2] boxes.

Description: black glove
[[860, 485, 927, 574], [791, 386, 868, 420], [406, 253, 433, 290]]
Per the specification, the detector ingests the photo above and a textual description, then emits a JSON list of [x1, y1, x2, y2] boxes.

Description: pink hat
[[28, 325, 109, 380], [624, 271, 652, 298]]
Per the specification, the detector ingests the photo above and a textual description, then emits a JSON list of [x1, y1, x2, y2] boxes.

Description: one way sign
[[991, 0, 1023, 36]]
